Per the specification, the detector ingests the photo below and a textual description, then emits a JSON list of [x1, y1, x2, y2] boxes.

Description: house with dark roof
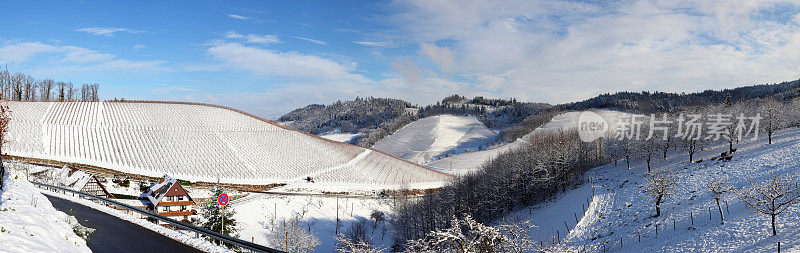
[[144, 175, 197, 224]]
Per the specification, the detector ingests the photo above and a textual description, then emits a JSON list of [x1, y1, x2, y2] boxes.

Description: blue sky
[[2, 0, 800, 117]]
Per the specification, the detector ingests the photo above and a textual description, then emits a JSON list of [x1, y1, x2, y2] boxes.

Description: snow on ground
[[372, 115, 497, 164], [39, 187, 234, 253], [512, 127, 800, 252], [231, 193, 396, 252], [428, 109, 632, 175], [0, 165, 92, 253], [5, 101, 452, 190], [319, 133, 360, 143]]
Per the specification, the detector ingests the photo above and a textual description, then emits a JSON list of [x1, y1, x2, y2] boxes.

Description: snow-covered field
[[231, 193, 396, 251], [372, 115, 497, 164], [428, 109, 631, 175], [319, 133, 360, 143], [6, 101, 452, 190], [0, 166, 91, 252], [513, 127, 800, 252]]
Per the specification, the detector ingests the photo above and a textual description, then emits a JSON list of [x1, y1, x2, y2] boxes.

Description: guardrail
[[31, 181, 283, 253]]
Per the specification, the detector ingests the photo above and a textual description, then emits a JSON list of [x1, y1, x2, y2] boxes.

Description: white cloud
[[419, 42, 455, 73], [0, 42, 60, 63], [0, 41, 164, 71], [292, 36, 328, 46], [206, 42, 369, 83], [228, 14, 250, 20], [224, 31, 280, 44], [384, 0, 800, 105], [75, 27, 146, 36], [352, 41, 387, 47], [133, 45, 146, 50]]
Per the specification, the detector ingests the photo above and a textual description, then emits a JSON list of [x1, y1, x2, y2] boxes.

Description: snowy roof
[[146, 175, 177, 206]]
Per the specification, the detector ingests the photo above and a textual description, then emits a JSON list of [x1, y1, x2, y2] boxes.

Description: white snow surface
[[506, 127, 800, 252], [39, 188, 234, 253], [319, 133, 360, 143], [231, 193, 395, 252], [372, 115, 497, 164], [428, 109, 631, 175], [5, 102, 452, 189], [0, 167, 92, 253]]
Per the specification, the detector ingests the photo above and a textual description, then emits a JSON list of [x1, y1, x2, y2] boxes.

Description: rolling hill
[[371, 115, 497, 164], [5, 101, 453, 190]]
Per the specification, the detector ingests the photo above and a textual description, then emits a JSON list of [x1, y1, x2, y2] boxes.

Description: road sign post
[[219, 193, 228, 238]]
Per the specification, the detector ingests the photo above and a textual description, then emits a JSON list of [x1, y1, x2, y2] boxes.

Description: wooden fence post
[[655, 224, 659, 237], [690, 211, 694, 225], [564, 220, 570, 233], [574, 212, 579, 223]]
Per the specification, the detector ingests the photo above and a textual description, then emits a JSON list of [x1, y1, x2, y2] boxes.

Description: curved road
[[45, 195, 201, 253]]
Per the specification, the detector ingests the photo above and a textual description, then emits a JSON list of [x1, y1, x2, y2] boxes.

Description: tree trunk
[[769, 131, 773, 145], [626, 156, 630, 170], [647, 156, 651, 173], [729, 141, 733, 153], [655, 194, 663, 217], [715, 198, 724, 224], [771, 213, 777, 236]]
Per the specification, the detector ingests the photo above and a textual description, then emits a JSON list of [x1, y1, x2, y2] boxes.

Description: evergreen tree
[[201, 187, 238, 248]]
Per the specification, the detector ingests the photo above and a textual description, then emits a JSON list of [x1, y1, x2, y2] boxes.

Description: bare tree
[[760, 99, 785, 145], [405, 214, 505, 253], [66, 82, 76, 101], [267, 214, 320, 253], [645, 170, 677, 217], [39, 79, 54, 101], [335, 220, 381, 253], [737, 174, 800, 236], [56, 82, 67, 102], [22, 74, 36, 101], [498, 216, 536, 253], [637, 137, 660, 173], [10, 73, 23, 101], [681, 138, 702, 163], [706, 177, 732, 224]]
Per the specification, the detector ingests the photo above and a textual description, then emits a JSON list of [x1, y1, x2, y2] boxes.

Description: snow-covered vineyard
[[5, 101, 453, 189]]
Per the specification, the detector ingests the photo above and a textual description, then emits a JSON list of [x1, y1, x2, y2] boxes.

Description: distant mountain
[[278, 97, 415, 135], [561, 79, 800, 113]]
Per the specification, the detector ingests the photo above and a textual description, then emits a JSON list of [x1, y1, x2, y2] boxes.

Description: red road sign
[[218, 193, 228, 206]]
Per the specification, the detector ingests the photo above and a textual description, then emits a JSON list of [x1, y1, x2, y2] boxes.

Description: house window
[[181, 205, 187, 211], [177, 196, 182, 201], [162, 206, 169, 212], [167, 196, 173, 202]]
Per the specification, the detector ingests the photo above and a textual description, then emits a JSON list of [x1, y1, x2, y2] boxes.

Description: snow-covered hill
[[372, 115, 497, 164], [0, 165, 92, 252], [514, 127, 800, 252], [428, 109, 630, 175], [6, 101, 453, 190]]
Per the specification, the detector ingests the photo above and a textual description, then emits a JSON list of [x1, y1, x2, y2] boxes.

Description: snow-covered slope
[[372, 115, 497, 164], [0, 166, 92, 253], [514, 127, 800, 252], [6, 101, 453, 189], [232, 193, 393, 252], [428, 109, 631, 175]]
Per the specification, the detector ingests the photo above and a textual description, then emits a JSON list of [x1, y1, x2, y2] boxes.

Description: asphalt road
[[45, 195, 202, 253]]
